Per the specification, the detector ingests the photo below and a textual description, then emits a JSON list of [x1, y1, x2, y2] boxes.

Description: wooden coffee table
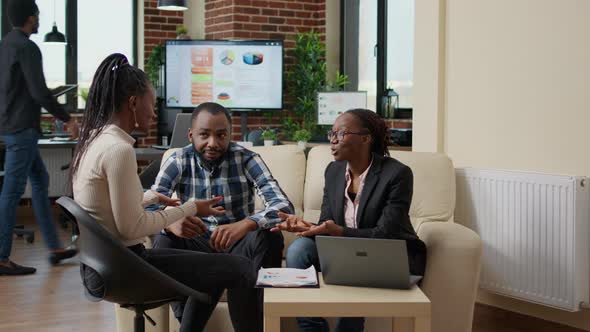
[[264, 276, 431, 332]]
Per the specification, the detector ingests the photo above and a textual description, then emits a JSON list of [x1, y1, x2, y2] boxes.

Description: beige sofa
[[116, 145, 481, 332]]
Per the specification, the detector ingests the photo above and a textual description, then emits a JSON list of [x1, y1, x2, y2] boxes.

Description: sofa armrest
[[417, 221, 482, 332]]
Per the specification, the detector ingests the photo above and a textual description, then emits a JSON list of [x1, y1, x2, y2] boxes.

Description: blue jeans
[[0, 128, 62, 262], [286, 237, 365, 332]]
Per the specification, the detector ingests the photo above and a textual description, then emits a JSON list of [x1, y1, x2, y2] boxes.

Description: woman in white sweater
[[71, 54, 256, 332]]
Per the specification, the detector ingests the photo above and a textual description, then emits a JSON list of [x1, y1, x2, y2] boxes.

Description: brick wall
[[204, 0, 326, 65], [203, 0, 327, 140], [144, 0, 184, 63], [140, 0, 188, 148]]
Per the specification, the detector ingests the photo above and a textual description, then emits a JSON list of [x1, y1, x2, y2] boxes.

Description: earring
[[133, 110, 139, 128]]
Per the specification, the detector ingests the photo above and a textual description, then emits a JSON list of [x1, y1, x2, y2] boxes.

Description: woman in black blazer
[[272, 109, 426, 332]]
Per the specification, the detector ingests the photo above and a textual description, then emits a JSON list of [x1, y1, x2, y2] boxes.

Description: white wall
[[444, 0, 590, 176], [413, 0, 590, 329], [137, 0, 144, 69], [413, 0, 446, 153], [184, 0, 205, 39], [325, 0, 340, 81]]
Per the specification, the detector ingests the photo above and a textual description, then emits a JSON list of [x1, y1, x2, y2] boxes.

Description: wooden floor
[[0, 217, 115, 332], [1, 216, 586, 332]]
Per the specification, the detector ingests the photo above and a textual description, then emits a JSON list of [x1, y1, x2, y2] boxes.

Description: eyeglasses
[[327, 130, 369, 142]]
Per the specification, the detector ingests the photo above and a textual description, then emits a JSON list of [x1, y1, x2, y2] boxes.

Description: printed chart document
[[256, 266, 319, 288]]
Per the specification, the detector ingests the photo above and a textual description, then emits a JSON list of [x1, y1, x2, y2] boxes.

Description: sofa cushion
[[249, 145, 306, 251], [304, 146, 455, 229], [248, 145, 306, 217]]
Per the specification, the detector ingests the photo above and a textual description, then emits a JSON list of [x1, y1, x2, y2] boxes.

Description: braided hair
[[345, 109, 391, 157], [70, 53, 151, 178]]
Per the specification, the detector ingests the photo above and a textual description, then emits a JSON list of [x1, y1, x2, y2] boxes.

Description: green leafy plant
[[325, 70, 350, 92], [280, 117, 299, 141], [145, 44, 165, 89], [288, 31, 326, 131], [288, 31, 349, 136], [176, 25, 188, 36], [293, 129, 312, 142], [78, 88, 89, 102], [261, 128, 277, 140]]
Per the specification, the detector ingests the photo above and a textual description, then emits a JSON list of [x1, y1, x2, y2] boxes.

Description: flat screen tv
[[165, 40, 283, 110]]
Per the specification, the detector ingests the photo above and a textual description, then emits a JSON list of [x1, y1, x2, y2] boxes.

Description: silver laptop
[[316, 236, 422, 289], [170, 113, 193, 148]]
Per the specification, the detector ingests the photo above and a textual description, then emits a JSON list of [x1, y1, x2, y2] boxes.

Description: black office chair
[[246, 129, 264, 146], [56, 196, 210, 332]]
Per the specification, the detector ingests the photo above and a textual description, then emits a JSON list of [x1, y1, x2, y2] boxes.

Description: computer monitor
[[165, 40, 284, 110], [317, 91, 368, 125]]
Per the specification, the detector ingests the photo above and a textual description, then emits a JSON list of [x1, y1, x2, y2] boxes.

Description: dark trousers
[[153, 229, 284, 332], [285, 236, 427, 332], [286, 237, 365, 332], [81, 243, 257, 332], [0, 128, 62, 261]]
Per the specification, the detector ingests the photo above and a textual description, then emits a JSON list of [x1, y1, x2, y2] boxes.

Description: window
[[0, 0, 137, 111], [77, 0, 135, 108], [29, 0, 67, 91], [357, 1, 378, 112], [341, 0, 415, 114], [387, 0, 414, 108]]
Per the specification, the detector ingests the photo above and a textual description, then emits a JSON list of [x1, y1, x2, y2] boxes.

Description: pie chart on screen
[[243, 52, 264, 65], [219, 50, 235, 65], [217, 92, 231, 100]]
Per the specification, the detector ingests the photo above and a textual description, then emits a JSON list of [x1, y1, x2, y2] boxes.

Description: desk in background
[[0, 139, 78, 198], [0, 139, 166, 197]]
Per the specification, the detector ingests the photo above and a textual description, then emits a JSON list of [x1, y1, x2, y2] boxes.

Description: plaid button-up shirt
[[151, 143, 294, 231]]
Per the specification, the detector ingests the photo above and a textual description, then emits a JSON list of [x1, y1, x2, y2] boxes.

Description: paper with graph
[[256, 266, 318, 288]]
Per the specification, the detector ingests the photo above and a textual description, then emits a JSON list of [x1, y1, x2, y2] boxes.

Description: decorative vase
[[264, 140, 274, 147], [297, 141, 307, 150]]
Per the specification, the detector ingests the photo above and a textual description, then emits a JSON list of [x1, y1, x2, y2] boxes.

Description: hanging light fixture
[[157, 0, 188, 11], [44, 0, 66, 44]]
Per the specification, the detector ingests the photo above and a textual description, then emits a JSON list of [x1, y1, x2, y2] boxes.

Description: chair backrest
[[170, 113, 193, 148], [56, 196, 209, 306], [304, 146, 456, 229], [246, 129, 264, 146]]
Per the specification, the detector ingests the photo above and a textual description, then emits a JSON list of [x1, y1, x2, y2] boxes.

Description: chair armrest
[[417, 221, 482, 332]]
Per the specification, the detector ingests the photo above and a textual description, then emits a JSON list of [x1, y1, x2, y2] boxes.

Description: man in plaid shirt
[[152, 102, 293, 332]]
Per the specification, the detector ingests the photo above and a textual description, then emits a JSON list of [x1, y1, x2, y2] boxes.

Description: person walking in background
[[0, 0, 79, 275]]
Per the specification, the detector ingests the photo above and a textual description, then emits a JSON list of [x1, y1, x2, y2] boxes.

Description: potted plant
[[261, 128, 277, 147], [176, 25, 190, 40], [280, 117, 299, 141], [288, 31, 349, 140], [293, 129, 312, 150], [145, 44, 165, 97], [78, 87, 89, 108]]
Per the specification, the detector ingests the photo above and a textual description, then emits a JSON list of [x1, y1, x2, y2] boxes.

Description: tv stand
[[232, 109, 264, 141], [241, 112, 248, 141]]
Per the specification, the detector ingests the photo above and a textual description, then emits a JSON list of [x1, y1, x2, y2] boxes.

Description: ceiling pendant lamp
[[157, 0, 188, 11], [44, 0, 66, 44], [44, 23, 66, 44]]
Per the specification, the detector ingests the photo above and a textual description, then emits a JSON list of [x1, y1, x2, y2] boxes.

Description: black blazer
[[319, 153, 427, 275]]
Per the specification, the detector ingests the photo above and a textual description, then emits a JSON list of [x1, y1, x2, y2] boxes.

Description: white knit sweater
[[73, 124, 197, 246]]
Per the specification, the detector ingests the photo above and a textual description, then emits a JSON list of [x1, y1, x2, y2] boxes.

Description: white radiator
[[23, 148, 73, 198], [455, 168, 590, 311]]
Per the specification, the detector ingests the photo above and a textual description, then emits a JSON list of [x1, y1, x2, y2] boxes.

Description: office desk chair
[[56, 196, 210, 332]]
